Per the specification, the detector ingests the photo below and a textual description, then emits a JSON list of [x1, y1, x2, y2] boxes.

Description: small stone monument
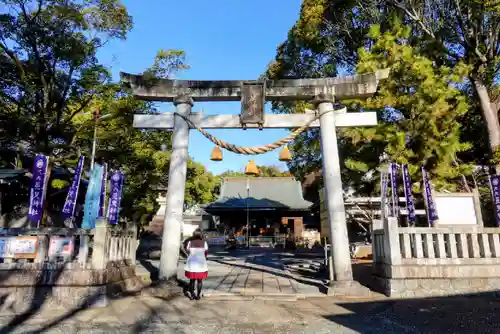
[[148, 194, 167, 235]]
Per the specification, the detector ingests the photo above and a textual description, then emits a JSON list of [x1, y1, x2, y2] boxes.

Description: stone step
[[203, 288, 326, 299], [202, 291, 302, 301]]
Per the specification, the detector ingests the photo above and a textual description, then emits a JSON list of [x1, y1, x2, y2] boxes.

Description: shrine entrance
[[122, 69, 389, 295], [204, 175, 312, 248]]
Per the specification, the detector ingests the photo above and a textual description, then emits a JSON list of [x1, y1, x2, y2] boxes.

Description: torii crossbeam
[[122, 69, 389, 294]]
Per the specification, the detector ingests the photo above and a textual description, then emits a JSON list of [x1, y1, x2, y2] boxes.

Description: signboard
[[206, 237, 226, 245], [48, 237, 74, 258], [0, 236, 38, 259], [319, 188, 330, 242], [434, 193, 480, 226], [240, 82, 265, 128]]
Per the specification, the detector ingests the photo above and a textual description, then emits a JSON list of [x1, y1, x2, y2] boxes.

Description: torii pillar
[[314, 93, 353, 282], [122, 70, 389, 294], [159, 94, 193, 279]]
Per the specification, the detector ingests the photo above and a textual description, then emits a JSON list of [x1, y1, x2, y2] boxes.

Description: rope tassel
[[173, 108, 336, 155]]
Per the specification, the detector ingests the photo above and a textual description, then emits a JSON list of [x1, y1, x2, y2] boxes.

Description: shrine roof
[[204, 177, 312, 212], [0, 169, 26, 179]]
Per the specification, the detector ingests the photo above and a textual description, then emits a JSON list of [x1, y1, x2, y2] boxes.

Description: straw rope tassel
[[174, 108, 334, 155]]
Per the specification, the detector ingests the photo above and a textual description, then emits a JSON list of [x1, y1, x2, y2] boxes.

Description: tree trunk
[[473, 78, 500, 174]]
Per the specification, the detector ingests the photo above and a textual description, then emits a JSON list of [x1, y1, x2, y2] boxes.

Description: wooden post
[[159, 94, 193, 280]]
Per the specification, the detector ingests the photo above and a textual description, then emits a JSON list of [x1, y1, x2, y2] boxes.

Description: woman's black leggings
[[189, 279, 203, 296]]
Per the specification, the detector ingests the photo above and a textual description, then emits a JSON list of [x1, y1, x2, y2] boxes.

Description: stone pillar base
[[326, 280, 372, 297]]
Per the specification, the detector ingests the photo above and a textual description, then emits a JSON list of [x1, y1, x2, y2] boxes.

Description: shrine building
[[204, 177, 313, 238]]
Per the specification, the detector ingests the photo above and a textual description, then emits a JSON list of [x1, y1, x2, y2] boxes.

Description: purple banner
[[62, 156, 85, 219], [402, 165, 416, 222], [389, 163, 399, 216], [380, 170, 390, 218], [28, 154, 49, 224], [489, 175, 500, 227], [99, 163, 107, 217], [106, 172, 124, 225], [422, 167, 439, 226]]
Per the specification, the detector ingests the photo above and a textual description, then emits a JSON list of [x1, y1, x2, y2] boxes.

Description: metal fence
[[205, 235, 286, 248]]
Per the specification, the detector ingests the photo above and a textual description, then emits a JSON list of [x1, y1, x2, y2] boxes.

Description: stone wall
[[372, 217, 500, 297], [0, 261, 142, 312], [372, 276, 500, 298]]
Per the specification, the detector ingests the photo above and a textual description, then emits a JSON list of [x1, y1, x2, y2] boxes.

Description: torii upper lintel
[[120, 69, 389, 102]]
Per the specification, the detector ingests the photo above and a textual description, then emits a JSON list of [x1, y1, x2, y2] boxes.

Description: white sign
[[0, 238, 12, 258], [48, 237, 74, 258], [434, 194, 479, 226], [0, 237, 38, 258], [206, 237, 225, 245]]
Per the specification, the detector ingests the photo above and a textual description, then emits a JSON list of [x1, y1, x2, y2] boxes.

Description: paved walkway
[[137, 249, 325, 299], [187, 249, 324, 298]]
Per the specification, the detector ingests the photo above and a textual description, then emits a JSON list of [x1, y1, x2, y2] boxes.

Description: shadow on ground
[[0, 248, 182, 333], [0, 270, 183, 333], [323, 291, 500, 334]]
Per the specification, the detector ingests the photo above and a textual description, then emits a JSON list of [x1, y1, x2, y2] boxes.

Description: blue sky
[[97, 0, 303, 175]]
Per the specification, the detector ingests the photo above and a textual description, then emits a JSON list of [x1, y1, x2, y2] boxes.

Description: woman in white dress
[[184, 230, 209, 300]]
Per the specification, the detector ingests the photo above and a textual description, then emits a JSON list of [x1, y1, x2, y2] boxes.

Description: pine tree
[[343, 21, 474, 194]]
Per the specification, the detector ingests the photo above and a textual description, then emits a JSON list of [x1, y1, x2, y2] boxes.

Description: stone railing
[[0, 218, 141, 312], [372, 218, 500, 297], [394, 227, 500, 265], [0, 219, 137, 269]]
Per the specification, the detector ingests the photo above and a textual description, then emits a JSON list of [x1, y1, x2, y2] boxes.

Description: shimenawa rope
[[173, 107, 337, 155]]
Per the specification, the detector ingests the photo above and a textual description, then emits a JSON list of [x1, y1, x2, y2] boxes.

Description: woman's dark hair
[[192, 229, 203, 240]]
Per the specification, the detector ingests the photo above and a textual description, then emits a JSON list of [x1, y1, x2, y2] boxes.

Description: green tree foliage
[[345, 23, 473, 193], [265, 0, 500, 196], [387, 0, 500, 171], [57, 52, 218, 226], [266, 0, 386, 81], [0, 0, 132, 155], [264, 0, 388, 181], [185, 159, 219, 206], [0, 1, 217, 225], [69, 82, 170, 225], [218, 165, 291, 178]]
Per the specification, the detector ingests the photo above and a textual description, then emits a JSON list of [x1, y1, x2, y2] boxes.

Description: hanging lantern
[[210, 146, 223, 161], [244, 160, 259, 176], [279, 146, 292, 161]]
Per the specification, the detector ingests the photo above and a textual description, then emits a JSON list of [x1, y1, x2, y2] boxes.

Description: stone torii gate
[[122, 70, 389, 293]]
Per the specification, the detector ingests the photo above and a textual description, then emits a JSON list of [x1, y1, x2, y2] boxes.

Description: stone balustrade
[[0, 219, 137, 268], [0, 218, 141, 312], [372, 218, 500, 297]]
